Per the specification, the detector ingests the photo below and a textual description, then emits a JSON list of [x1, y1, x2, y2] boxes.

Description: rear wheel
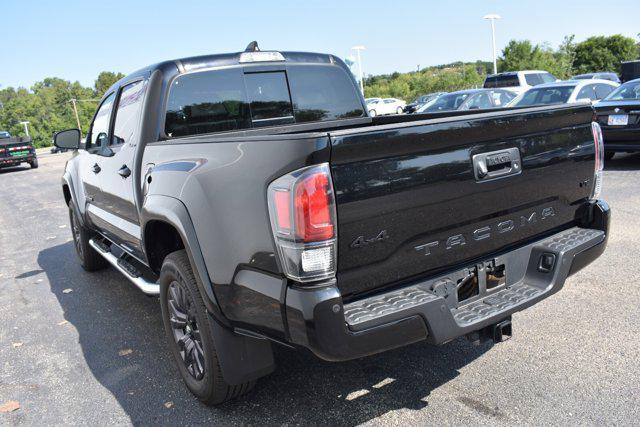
[[369, 109, 377, 117], [29, 158, 38, 169], [159, 250, 254, 405], [605, 151, 615, 161], [68, 204, 107, 271]]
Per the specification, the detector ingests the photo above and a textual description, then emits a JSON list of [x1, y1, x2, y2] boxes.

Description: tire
[[30, 158, 39, 169], [369, 109, 377, 117], [605, 151, 615, 161], [68, 204, 108, 271], [396, 107, 404, 115], [159, 250, 254, 405]]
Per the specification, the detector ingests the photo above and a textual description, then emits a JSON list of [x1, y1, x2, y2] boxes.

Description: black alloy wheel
[[167, 280, 206, 380]]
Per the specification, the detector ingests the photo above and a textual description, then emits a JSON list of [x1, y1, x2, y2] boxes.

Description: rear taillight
[[267, 163, 337, 282], [591, 122, 604, 199]]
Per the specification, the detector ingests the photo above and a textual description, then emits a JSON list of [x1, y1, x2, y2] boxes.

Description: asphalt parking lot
[[0, 151, 638, 425]]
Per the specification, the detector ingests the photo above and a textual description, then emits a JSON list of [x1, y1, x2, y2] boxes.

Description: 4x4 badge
[[351, 230, 389, 248]]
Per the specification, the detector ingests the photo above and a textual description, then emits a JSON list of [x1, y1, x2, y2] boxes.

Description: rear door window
[[165, 68, 251, 137], [244, 71, 294, 125], [112, 80, 146, 149]]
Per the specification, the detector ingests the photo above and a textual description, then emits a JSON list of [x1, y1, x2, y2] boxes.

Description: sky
[[1, 0, 639, 89]]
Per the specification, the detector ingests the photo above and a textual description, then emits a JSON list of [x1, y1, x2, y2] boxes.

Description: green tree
[[0, 72, 122, 148], [573, 35, 639, 74], [364, 62, 485, 102], [498, 39, 574, 79], [94, 71, 125, 98]]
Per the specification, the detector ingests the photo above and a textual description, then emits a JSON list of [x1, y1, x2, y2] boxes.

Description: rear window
[[165, 65, 364, 137], [288, 66, 365, 122], [484, 74, 519, 88], [244, 72, 294, 126]]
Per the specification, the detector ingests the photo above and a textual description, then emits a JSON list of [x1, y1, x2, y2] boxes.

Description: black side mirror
[[54, 129, 81, 149]]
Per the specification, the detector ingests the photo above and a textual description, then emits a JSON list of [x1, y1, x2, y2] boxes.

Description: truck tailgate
[[329, 105, 596, 298]]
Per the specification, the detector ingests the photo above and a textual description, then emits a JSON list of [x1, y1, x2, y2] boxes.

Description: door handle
[[92, 163, 101, 174], [118, 165, 131, 179]]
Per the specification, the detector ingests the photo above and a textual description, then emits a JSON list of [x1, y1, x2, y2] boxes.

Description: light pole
[[483, 14, 501, 75], [69, 99, 83, 136], [19, 121, 30, 137], [351, 45, 366, 95]]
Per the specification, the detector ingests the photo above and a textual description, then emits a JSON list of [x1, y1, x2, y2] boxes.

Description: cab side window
[[112, 80, 147, 150], [87, 93, 116, 155]]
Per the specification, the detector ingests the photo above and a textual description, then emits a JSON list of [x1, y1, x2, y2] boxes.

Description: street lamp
[[483, 14, 501, 75], [19, 121, 30, 137], [351, 45, 366, 95]]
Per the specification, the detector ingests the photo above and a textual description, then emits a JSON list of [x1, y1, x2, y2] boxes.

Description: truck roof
[[106, 49, 341, 97]]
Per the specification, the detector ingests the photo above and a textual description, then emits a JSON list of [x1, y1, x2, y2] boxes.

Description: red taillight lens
[[267, 163, 337, 282], [294, 173, 334, 242]]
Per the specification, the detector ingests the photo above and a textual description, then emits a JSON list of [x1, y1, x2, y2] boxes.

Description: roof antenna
[[245, 41, 260, 52]]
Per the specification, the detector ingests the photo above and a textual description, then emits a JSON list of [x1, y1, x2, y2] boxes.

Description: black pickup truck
[[0, 131, 38, 169], [54, 45, 610, 405]]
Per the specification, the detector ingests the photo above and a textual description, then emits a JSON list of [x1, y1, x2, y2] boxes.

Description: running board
[[88, 238, 160, 296]]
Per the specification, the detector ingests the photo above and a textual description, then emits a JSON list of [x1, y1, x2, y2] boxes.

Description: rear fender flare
[[140, 194, 227, 324]]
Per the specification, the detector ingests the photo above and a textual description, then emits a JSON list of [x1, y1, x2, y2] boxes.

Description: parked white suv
[[484, 71, 558, 95], [366, 98, 406, 116], [508, 79, 619, 107]]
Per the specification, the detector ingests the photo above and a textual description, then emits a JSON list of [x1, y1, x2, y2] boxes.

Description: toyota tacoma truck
[[53, 44, 610, 405], [0, 131, 38, 169]]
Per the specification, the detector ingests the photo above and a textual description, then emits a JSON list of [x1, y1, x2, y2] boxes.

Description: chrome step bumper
[[343, 227, 605, 337]]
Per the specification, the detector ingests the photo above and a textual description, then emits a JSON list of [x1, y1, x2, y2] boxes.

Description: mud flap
[[210, 316, 276, 385]]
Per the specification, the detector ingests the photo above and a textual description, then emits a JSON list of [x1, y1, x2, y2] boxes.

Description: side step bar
[[88, 238, 160, 296]]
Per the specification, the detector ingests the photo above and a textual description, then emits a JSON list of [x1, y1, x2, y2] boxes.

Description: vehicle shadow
[[39, 242, 492, 425], [0, 165, 32, 175], [604, 152, 640, 171]]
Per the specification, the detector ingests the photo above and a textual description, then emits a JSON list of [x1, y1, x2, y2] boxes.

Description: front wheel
[[159, 250, 255, 405], [396, 107, 404, 115], [68, 204, 107, 271]]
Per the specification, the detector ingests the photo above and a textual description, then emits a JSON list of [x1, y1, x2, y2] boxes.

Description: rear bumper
[[284, 200, 610, 361], [0, 154, 36, 167], [602, 127, 640, 151]]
